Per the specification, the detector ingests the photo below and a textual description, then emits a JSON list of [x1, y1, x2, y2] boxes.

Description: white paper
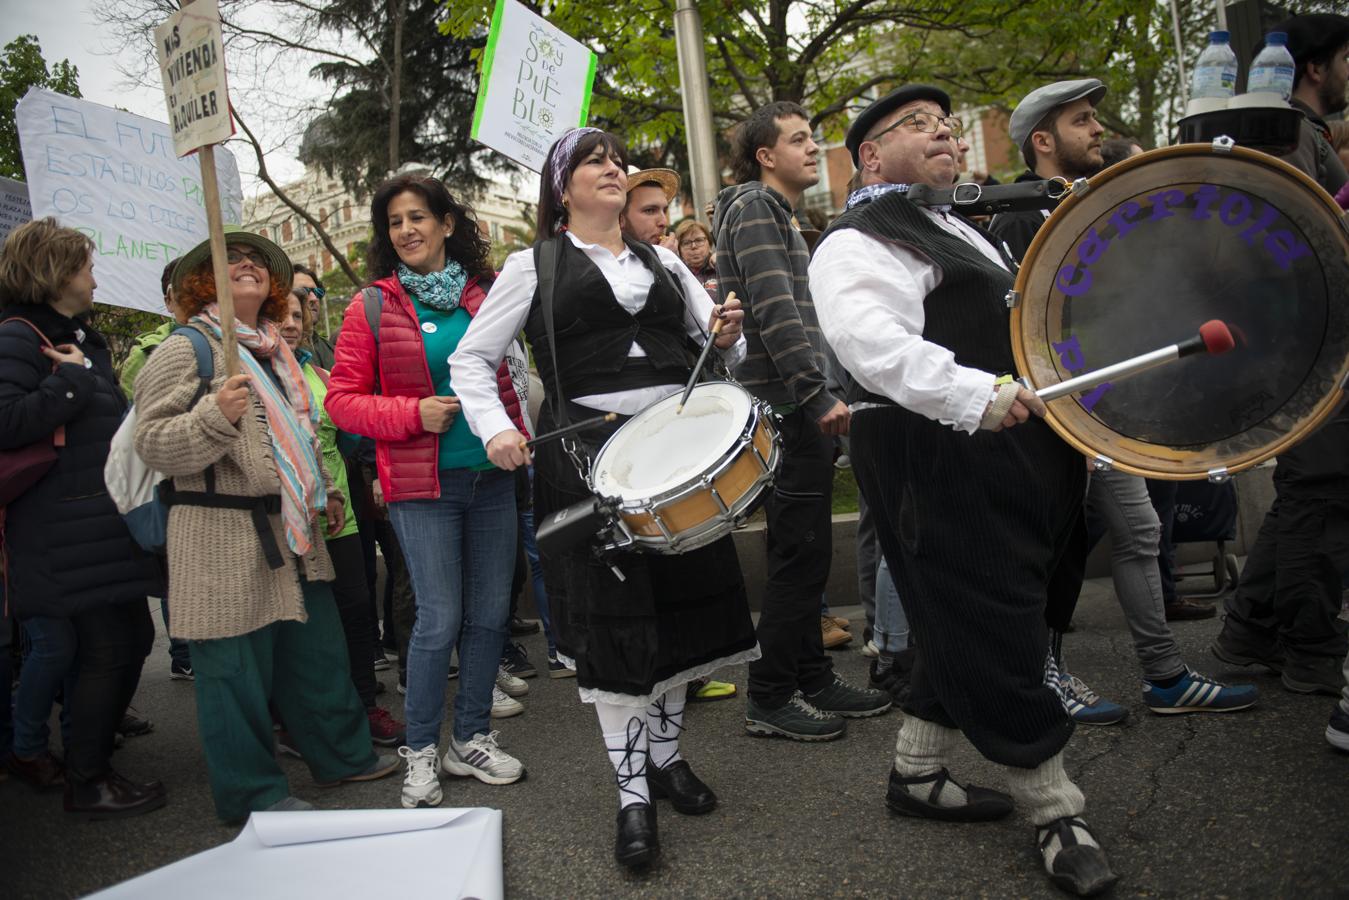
[[90, 808, 503, 900], [0, 175, 31, 246], [15, 87, 244, 314], [470, 0, 597, 172]]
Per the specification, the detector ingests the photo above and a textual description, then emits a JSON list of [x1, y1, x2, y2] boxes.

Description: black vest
[[820, 194, 1016, 406], [525, 236, 697, 402]]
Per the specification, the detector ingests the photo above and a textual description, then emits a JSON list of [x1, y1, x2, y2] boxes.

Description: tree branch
[[232, 107, 362, 285]]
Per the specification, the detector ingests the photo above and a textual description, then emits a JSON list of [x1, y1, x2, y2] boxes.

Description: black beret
[[845, 84, 953, 167]]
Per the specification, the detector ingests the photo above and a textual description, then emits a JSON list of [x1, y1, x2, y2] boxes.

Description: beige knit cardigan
[[133, 327, 338, 640]]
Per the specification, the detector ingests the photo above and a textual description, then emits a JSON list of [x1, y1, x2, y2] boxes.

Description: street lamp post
[[673, 0, 721, 224]]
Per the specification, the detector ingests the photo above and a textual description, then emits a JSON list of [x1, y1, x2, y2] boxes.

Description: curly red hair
[[175, 267, 289, 323]]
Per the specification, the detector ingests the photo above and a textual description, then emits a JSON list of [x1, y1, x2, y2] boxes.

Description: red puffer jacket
[[325, 273, 527, 502]]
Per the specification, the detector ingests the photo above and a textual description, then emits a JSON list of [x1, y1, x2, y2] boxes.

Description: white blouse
[[450, 231, 746, 445]]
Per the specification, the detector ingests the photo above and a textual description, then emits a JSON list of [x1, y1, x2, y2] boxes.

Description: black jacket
[[0, 303, 162, 617], [985, 170, 1058, 265]]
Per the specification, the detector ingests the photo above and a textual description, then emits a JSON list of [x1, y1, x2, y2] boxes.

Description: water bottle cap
[[1264, 32, 1287, 45], [1208, 30, 1230, 43]]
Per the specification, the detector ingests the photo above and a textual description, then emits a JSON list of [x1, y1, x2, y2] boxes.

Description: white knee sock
[[595, 701, 649, 808], [1003, 752, 1086, 826], [892, 716, 968, 807], [646, 688, 686, 771]]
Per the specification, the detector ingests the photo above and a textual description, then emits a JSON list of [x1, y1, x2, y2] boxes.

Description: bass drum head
[[1011, 144, 1349, 479], [591, 381, 752, 502]]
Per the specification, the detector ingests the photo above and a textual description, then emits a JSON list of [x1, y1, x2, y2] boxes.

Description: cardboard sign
[[15, 87, 244, 315], [470, 0, 596, 172], [0, 176, 32, 247], [154, 0, 233, 157]]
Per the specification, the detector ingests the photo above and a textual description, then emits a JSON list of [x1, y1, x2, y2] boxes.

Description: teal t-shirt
[[411, 297, 492, 471]]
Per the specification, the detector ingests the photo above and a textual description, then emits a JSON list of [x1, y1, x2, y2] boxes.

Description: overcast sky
[[3, 0, 310, 195]]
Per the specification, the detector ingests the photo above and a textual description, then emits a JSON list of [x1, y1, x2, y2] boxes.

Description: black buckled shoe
[[614, 802, 659, 869], [1036, 816, 1118, 896], [648, 760, 717, 815], [885, 766, 1014, 822]]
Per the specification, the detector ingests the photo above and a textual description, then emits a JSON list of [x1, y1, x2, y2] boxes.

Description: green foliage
[[0, 35, 81, 179], [301, 1, 506, 198]]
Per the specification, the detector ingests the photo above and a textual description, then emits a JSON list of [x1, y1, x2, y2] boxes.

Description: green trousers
[[190, 577, 376, 822]]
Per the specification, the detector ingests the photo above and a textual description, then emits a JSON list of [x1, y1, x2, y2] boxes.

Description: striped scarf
[[193, 305, 326, 558]]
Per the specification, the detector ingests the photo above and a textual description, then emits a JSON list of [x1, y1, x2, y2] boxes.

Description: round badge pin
[[421, 321, 437, 334]]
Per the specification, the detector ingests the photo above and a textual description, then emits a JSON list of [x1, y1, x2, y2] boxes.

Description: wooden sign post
[[154, 0, 240, 375]]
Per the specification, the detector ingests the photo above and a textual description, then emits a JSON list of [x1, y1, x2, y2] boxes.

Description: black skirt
[[532, 402, 758, 700]]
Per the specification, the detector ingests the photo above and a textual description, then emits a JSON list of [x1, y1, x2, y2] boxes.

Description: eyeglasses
[[868, 111, 964, 142], [297, 285, 326, 299], [680, 236, 708, 249], [226, 248, 268, 268]]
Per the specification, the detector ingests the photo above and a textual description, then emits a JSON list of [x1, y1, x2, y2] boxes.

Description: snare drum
[[589, 382, 780, 553], [1010, 142, 1349, 480]]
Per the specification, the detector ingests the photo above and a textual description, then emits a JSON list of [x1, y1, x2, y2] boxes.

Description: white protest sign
[[154, 0, 233, 157], [470, 0, 597, 172], [16, 88, 244, 315], [0, 176, 32, 246]]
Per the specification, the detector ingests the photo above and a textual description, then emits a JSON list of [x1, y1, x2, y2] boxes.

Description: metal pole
[[673, 0, 720, 224], [1170, 0, 1189, 93]]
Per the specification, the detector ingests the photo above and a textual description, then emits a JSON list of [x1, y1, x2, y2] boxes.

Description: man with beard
[[990, 81, 1258, 729], [715, 101, 889, 742], [620, 167, 680, 252], [810, 83, 1115, 896], [1275, 13, 1348, 196]]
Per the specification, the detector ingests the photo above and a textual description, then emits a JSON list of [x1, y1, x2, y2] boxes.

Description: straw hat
[[625, 166, 680, 203]]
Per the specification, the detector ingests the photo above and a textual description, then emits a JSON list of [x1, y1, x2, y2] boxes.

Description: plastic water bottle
[[1247, 32, 1295, 102], [1190, 31, 1239, 101]]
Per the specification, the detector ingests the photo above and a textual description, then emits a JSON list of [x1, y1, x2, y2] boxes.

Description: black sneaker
[[804, 674, 892, 718], [745, 692, 845, 741], [116, 708, 154, 738], [502, 641, 537, 679], [1327, 707, 1349, 752], [508, 616, 540, 636], [169, 660, 194, 681]]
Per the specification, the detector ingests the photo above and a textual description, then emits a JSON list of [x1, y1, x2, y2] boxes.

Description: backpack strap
[[361, 286, 383, 394], [533, 239, 568, 428], [175, 325, 215, 407]]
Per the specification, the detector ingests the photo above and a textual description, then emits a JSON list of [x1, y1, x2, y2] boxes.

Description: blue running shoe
[[1144, 669, 1257, 714], [1061, 673, 1128, 725]]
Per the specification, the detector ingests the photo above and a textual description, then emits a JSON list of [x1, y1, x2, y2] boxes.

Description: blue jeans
[[12, 617, 77, 758], [160, 599, 191, 668], [874, 556, 910, 654], [390, 467, 516, 748]]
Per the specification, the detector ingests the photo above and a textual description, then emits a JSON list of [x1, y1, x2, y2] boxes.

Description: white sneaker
[[443, 731, 525, 785], [398, 745, 442, 808], [860, 639, 879, 659], [491, 685, 524, 718], [496, 665, 529, 698]]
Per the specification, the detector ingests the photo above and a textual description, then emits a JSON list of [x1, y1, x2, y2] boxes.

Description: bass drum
[[1010, 142, 1349, 480]]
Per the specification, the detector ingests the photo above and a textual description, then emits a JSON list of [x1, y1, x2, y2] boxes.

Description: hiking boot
[[804, 673, 892, 718], [821, 616, 852, 649], [745, 692, 845, 741]]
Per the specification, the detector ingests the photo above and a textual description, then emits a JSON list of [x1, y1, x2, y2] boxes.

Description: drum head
[[592, 382, 752, 501], [1011, 144, 1349, 479]]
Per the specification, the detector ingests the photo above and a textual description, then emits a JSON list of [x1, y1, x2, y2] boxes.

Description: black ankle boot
[[614, 802, 659, 868], [648, 760, 717, 814]]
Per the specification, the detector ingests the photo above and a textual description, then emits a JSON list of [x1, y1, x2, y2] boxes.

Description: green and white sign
[[471, 0, 597, 172]]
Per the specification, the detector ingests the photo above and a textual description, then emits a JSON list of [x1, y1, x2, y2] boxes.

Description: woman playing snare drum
[[451, 127, 759, 870]]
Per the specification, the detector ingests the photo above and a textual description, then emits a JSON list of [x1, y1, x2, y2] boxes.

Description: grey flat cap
[[1009, 79, 1108, 151]]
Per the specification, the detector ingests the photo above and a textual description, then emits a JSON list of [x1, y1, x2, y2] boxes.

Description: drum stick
[[677, 291, 737, 414], [520, 413, 618, 451], [1036, 319, 1235, 402]]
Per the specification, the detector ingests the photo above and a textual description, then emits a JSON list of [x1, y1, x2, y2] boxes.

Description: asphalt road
[[3, 576, 1347, 898]]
